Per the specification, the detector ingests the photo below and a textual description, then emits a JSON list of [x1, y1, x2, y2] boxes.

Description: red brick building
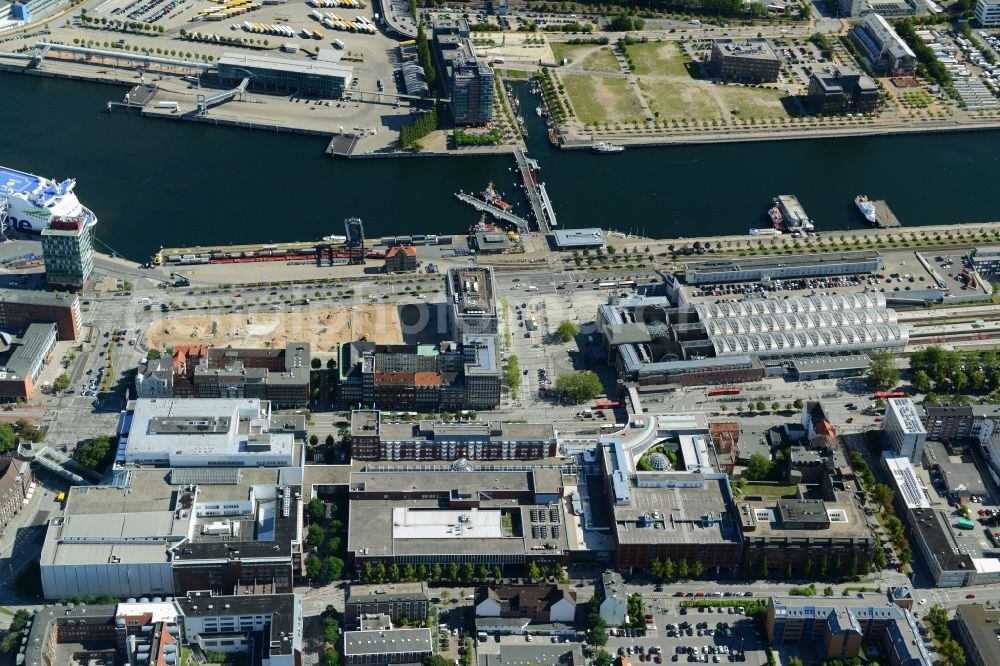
[[0, 290, 80, 340]]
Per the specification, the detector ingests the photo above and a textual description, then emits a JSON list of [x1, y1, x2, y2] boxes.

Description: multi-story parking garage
[[598, 292, 908, 386]]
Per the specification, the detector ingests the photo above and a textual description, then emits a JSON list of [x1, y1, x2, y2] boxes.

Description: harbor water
[[3, 72, 1000, 260]]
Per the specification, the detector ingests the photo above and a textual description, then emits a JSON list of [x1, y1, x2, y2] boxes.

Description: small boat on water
[[535, 106, 543, 117], [592, 141, 624, 154], [855, 195, 878, 225]]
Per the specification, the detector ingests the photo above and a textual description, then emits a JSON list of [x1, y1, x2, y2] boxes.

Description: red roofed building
[[384, 245, 418, 273]]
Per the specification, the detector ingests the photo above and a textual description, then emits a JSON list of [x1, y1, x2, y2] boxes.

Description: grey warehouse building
[[218, 50, 353, 98], [684, 251, 883, 285], [709, 38, 780, 82]]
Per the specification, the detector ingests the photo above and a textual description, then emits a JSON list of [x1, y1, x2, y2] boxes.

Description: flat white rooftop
[[391, 507, 503, 540], [125, 398, 293, 462]]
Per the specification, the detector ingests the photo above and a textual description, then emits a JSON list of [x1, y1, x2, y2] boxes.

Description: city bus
[[872, 391, 906, 399]]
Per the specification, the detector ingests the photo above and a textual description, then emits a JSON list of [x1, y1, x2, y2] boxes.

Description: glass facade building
[[41, 220, 94, 290], [217, 52, 353, 98]]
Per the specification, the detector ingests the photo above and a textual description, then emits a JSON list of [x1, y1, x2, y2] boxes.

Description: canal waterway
[[3, 72, 999, 261]]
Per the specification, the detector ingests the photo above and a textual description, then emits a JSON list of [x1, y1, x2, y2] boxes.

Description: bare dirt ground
[[146, 305, 403, 353]]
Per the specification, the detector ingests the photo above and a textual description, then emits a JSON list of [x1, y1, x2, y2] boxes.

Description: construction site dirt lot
[[146, 304, 402, 352]]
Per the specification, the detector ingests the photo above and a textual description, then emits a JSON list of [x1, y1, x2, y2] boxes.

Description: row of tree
[[924, 605, 966, 666], [416, 25, 437, 93], [896, 20, 952, 87], [304, 497, 346, 585], [399, 105, 440, 151], [649, 557, 705, 582], [748, 552, 862, 580], [359, 561, 503, 585]]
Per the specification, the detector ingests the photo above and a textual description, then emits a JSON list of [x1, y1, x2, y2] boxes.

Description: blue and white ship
[[0, 165, 98, 234]]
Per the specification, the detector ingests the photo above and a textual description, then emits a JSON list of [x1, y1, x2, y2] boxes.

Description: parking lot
[[603, 597, 767, 666]]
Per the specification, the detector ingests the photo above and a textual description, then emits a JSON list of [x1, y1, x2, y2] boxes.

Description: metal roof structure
[[701, 308, 897, 336], [711, 324, 908, 357], [695, 292, 885, 319]]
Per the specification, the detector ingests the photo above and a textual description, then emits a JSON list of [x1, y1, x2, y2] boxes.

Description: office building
[[709, 38, 780, 82], [836, 0, 916, 17], [18, 601, 183, 666], [740, 493, 875, 577], [882, 452, 931, 511], [474, 584, 576, 624], [850, 14, 916, 75], [347, 466, 571, 568], [970, 245, 1000, 274], [975, 0, 1000, 26], [600, 419, 745, 571], [472, 232, 513, 254], [384, 245, 418, 273], [596, 571, 627, 627], [447, 266, 499, 335], [345, 583, 429, 629], [907, 507, 1000, 587], [922, 403, 976, 441], [119, 398, 297, 467], [0, 456, 30, 534], [136, 342, 311, 408], [598, 291, 907, 387], [808, 66, 879, 114], [955, 604, 1000, 666], [551, 228, 607, 250], [478, 644, 585, 666], [336, 337, 501, 411], [343, 628, 433, 666], [41, 216, 94, 290], [766, 594, 931, 665], [0, 322, 57, 401], [432, 18, 494, 125], [40, 468, 302, 599], [2, 0, 68, 23], [0, 288, 80, 340], [883, 398, 927, 463], [218, 50, 352, 97], [349, 410, 556, 461], [175, 591, 303, 666], [463, 334, 501, 408]]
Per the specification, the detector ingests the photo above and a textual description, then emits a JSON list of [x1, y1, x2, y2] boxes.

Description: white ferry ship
[[0, 165, 98, 234], [748, 227, 782, 237], [855, 195, 878, 225]]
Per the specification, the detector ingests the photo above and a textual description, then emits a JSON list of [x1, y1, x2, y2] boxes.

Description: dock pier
[[514, 147, 550, 233], [873, 200, 902, 228], [454, 193, 531, 231]]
